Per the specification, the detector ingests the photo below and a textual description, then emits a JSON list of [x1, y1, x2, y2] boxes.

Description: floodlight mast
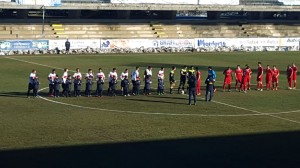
[[41, 5, 45, 38]]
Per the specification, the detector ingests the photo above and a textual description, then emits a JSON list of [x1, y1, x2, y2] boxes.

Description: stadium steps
[[150, 23, 165, 38], [51, 24, 65, 38]]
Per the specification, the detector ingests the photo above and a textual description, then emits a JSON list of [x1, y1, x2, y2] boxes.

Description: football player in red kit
[[272, 65, 279, 90], [223, 67, 233, 92], [287, 65, 294, 89], [265, 65, 273, 91], [235, 65, 243, 91], [257, 62, 264, 91], [247, 66, 252, 91], [240, 64, 251, 93], [292, 63, 298, 89]]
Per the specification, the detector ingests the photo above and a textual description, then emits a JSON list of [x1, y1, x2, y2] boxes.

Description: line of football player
[[26, 63, 298, 98]]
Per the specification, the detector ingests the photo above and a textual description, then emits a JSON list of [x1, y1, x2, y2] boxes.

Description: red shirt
[[243, 68, 251, 77], [224, 69, 232, 78], [287, 67, 294, 78], [266, 68, 273, 78], [235, 68, 243, 79], [293, 66, 298, 76], [257, 66, 263, 78], [273, 69, 279, 78]]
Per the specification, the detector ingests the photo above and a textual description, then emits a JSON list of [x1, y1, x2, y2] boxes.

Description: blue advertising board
[[0, 40, 49, 51]]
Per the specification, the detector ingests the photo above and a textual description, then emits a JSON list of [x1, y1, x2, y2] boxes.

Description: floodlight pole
[[41, 5, 45, 38]]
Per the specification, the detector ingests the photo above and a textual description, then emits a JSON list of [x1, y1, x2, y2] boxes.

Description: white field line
[[5, 57, 69, 71], [37, 87, 258, 117], [37, 87, 300, 120], [7, 56, 300, 124]]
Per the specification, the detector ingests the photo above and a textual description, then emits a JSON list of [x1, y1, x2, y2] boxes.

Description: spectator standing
[[65, 39, 70, 54]]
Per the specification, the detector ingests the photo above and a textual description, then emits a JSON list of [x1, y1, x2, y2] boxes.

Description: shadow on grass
[[123, 62, 261, 74], [0, 92, 28, 98], [0, 131, 300, 168], [126, 98, 188, 105]]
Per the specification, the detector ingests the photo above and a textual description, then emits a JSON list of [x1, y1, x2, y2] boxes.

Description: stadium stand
[[1, 22, 300, 39]]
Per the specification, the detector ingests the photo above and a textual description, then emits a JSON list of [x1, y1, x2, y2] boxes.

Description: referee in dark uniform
[[188, 72, 197, 105]]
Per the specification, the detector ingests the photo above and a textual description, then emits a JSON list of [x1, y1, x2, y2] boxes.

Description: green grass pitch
[[0, 52, 300, 167]]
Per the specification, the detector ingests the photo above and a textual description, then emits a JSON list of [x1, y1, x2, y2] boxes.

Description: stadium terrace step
[[11, 30, 53, 35], [51, 24, 63, 27], [0, 34, 17, 39], [0, 31, 11, 35], [53, 28, 65, 31], [155, 32, 165, 35]]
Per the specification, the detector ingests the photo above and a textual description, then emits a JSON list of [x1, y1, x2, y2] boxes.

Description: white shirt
[[96, 72, 105, 80], [85, 73, 94, 80], [109, 71, 117, 82], [131, 70, 140, 81], [73, 72, 82, 79], [29, 73, 36, 84], [62, 72, 68, 83], [146, 69, 152, 76], [48, 73, 56, 84], [120, 72, 129, 80], [158, 70, 164, 80]]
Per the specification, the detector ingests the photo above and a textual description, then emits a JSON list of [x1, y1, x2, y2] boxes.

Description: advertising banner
[[111, 0, 198, 4], [101, 39, 149, 49], [49, 39, 100, 50], [16, 0, 61, 6], [0, 40, 48, 51], [279, 38, 300, 46], [149, 39, 194, 48], [198, 0, 239, 5], [195, 38, 282, 47]]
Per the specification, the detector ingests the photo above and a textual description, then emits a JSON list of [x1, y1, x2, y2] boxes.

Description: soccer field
[[1, 52, 300, 167]]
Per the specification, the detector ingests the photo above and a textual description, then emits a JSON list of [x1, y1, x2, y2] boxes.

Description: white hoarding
[[198, 0, 239, 5], [101, 39, 149, 49], [279, 38, 300, 47], [195, 38, 282, 47], [49, 39, 100, 50], [111, 0, 198, 4], [0, 0, 11, 2], [149, 39, 194, 48], [279, 0, 300, 5], [17, 0, 61, 6]]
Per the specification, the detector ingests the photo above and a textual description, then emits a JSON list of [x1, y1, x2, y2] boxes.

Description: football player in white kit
[[26, 69, 37, 98], [96, 68, 105, 97], [62, 68, 69, 96], [120, 69, 129, 95], [85, 69, 94, 97], [48, 69, 56, 97], [73, 68, 82, 96], [107, 68, 118, 96], [73, 68, 82, 80], [143, 66, 152, 94]]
